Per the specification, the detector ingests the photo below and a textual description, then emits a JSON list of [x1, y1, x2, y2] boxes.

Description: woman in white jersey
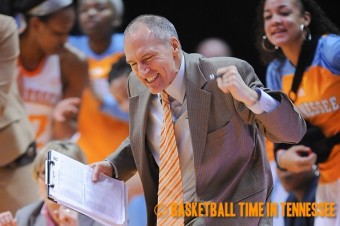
[[9, 0, 88, 149]]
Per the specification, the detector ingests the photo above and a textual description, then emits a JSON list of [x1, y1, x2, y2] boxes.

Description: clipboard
[[45, 150, 127, 226]]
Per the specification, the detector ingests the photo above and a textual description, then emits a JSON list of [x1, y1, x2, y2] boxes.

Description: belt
[[4, 142, 36, 169]]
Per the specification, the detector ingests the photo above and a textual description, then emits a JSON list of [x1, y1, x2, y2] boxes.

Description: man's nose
[[139, 65, 150, 76]]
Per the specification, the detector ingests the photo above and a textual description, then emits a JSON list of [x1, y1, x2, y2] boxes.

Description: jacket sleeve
[[0, 15, 20, 116], [235, 59, 306, 143]]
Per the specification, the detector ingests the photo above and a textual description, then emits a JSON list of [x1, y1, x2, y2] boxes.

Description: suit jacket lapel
[[32, 215, 46, 226], [130, 88, 159, 225], [184, 52, 211, 163], [129, 90, 151, 172], [25, 201, 46, 226]]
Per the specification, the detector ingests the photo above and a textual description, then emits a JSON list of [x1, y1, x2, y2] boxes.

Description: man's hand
[[216, 65, 259, 106], [90, 160, 114, 182]]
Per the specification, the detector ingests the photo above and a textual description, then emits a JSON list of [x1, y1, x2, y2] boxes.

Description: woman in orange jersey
[[255, 0, 340, 225], [68, 0, 129, 163]]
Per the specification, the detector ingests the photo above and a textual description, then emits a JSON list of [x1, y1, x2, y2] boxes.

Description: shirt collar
[[164, 52, 186, 104]]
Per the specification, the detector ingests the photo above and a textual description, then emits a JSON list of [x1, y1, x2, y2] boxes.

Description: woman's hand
[[55, 206, 78, 226], [0, 211, 16, 226], [277, 145, 317, 172]]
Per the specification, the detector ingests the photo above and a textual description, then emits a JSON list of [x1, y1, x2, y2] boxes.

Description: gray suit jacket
[[15, 201, 103, 226], [108, 52, 306, 225], [0, 14, 34, 166]]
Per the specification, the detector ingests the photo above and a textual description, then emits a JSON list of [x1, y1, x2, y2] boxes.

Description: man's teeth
[[146, 75, 157, 83]]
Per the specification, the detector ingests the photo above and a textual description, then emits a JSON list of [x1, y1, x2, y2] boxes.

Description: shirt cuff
[[105, 159, 118, 179], [247, 88, 279, 114]]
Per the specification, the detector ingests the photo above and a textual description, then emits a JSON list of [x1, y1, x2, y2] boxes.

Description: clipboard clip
[[45, 159, 55, 188]]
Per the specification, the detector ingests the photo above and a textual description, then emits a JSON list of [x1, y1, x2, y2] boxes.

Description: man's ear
[[170, 37, 181, 54]]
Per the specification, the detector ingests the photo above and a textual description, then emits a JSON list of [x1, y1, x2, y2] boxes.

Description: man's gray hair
[[124, 14, 179, 44]]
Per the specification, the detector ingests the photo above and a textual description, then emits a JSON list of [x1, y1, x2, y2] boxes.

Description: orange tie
[[157, 91, 184, 226]]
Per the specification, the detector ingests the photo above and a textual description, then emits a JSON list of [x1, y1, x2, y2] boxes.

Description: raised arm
[[216, 60, 306, 143]]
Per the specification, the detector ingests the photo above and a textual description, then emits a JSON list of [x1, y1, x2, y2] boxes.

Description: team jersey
[[266, 34, 340, 183], [68, 34, 129, 163], [17, 55, 63, 150]]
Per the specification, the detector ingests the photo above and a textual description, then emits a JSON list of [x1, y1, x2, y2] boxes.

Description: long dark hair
[[0, 0, 75, 33], [254, 0, 340, 65]]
